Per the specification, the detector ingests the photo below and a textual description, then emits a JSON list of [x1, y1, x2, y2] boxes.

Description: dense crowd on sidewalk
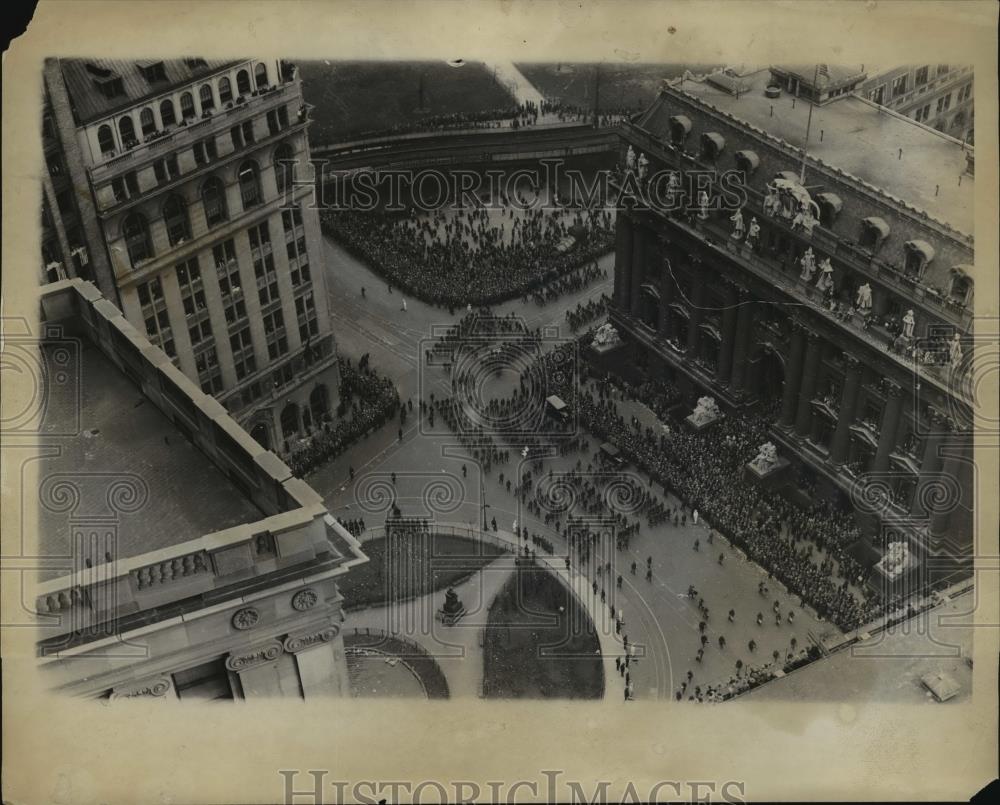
[[286, 358, 399, 477], [321, 202, 614, 308]]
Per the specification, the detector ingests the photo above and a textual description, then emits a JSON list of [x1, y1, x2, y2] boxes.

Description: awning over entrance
[[862, 216, 890, 240], [669, 115, 692, 142]]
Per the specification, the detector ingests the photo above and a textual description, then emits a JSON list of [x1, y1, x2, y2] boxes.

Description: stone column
[[794, 330, 823, 438], [283, 624, 347, 698], [779, 322, 807, 428], [226, 639, 288, 698], [686, 265, 706, 355], [872, 382, 906, 473], [615, 215, 633, 310], [715, 281, 739, 385], [929, 444, 967, 541], [911, 409, 949, 518], [728, 294, 755, 395], [629, 225, 645, 318], [658, 247, 675, 339], [830, 356, 864, 465]]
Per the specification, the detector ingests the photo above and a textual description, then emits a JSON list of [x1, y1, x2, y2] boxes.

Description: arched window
[[119, 116, 137, 145], [236, 69, 251, 96], [163, 195, 190, 246], [254, 62, 268, 89], [273, 143, 294, 194], [218, 77, 233, 104], [140, 107, 156, 137], [238, 160, 262, 209], [159, 99, 176, 127], [180, 92, 195, 120], [199, 83, 215, 112], [97, 124, 115, 155], [201, 176, 228, 227], [122, 213, 152, 266]]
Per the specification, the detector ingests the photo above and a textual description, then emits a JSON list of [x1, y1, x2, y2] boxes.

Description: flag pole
[[800, 64, 819, 184]]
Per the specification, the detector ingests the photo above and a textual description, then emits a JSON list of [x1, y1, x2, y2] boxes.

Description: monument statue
[[902, 309, 916, 339], [691, 396, 722, 426], [592, 322, 621, 348], [439, 586, 466, 625], [799, 247, 817, 282], [697, 190, 710, 219], [746, 217, 760, 247], [667, 171, 681, 197], [625, 145, 636, 171], [729, 208, 745, 240], [855, 282, 873, 312], [750, 442, 779, 474]]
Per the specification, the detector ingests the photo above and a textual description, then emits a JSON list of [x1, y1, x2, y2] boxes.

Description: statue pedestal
[[685, 412, 722, 433], [873, 551, 919, 590], [588, 340, 627, 379], [437, 589, 466, 626], [744, 456, 791, 489]]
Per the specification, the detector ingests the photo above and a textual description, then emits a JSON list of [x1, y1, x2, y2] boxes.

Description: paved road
[[313, 230, 839, 701]]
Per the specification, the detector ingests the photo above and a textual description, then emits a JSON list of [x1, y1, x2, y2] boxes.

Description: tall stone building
[[610, 66, 975, 580], [42, 57, 338, 453], [858, 64, 974, 145], [34, 280, 367, 700]]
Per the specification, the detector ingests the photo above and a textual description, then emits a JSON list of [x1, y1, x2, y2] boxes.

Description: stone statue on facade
[[792, 203, 819, 236], [902, 309, 916, 339], [763, 182, 780, 217], [799, 247, 817, 282], [746, 217, 760, 247], [816, 258, 835, 293], [625, 145, 636, 172], [750, 442, 779, 474], [592, 322, 621, 348], [855, 282, 873, 312], [637, 152, 649, 181], [697, 190, 710, 219], [949, 333, 963, 367], [729, 208, 745, 240], [691, 396, 722, 427]]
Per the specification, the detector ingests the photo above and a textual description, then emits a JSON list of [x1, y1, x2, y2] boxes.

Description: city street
[[313, 231, 840, 700]]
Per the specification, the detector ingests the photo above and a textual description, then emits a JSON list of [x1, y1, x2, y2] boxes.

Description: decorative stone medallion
[[291, 587, 319, 611], [231, 606, 260, 631]]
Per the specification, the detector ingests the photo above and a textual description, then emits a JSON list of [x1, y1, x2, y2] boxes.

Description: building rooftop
[[37, 339, 263, 578], [58, 57, 240, 124], [670, 67, 974, 236]]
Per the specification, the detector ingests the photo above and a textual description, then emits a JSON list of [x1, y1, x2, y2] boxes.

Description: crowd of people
[[531, 343, 884, 632], [565, 293, 610, 331], [286, 358, 399, 477], [321, 198, 615, 308]]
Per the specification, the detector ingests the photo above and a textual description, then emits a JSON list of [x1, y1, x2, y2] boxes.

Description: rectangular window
[[891, 74, 907, 98], [914, 66, 929, 86], [868, 84, 885, 105]]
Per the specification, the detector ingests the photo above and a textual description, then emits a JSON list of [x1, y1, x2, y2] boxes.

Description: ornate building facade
[[41, 57, 338, 453], [34, 280, 367, 700], [609, 67, 975, 579]]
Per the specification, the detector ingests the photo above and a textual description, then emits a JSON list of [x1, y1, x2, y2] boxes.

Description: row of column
[[615, 215, 758, 396]]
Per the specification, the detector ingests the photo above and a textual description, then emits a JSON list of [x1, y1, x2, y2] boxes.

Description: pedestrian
[[748, 639, 756, 652], [718, 635, 726, 649], [693, 508, 699, 525], [398, 427, 403, 442], [615, 657, 621, 672], [401, 298, 408, 312], [391, 472, 397, 485], [756, 612, 764, 625], [728, 608, 735, 622], [461, 464, 467, 477], [361, 286, 366, 298], [718, 553, 724, 565], [693, 539, 699, 551]]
